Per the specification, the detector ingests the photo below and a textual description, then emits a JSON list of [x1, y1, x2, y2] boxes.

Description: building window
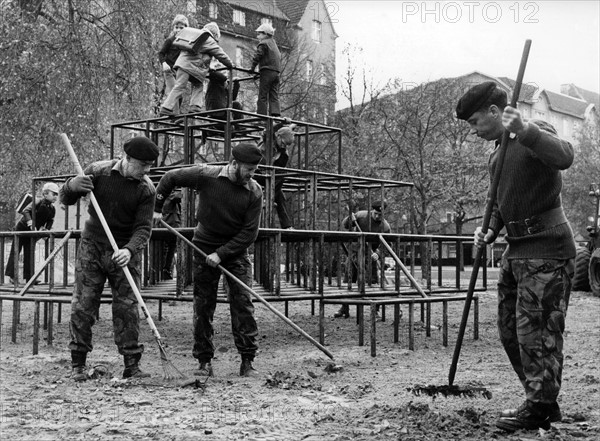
[[447, 243, 457, 259], [186, 0, 196, 16], [306, 60, 313, 80], [208, 2, 218, 19], [323, 107, 329, 125], [312, 20, 322, 42], [563, 117, 570, 137], [261, 17, 272, 27], [236, 47, 244, 66], [233, 9, 246, 26], [319, 63, 326, 85]]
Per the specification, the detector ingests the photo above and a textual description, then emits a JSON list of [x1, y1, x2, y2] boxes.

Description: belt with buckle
[[505, 207, 567, 237]]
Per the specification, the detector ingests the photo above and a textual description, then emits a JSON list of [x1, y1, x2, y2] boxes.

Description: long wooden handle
[[60, 133, 164, 344], [378, 234, 428, 298], [448, 39, 532, 386], [19, 230, 73, 296], [159, 219, 335, 360]]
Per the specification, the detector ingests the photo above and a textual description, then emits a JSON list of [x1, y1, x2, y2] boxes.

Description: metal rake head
[[408, 384, 492, 400], [158, 343, 187, 380]]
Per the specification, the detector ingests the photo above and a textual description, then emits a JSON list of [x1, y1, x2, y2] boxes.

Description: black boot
[[500, 400, 562, 423], [71, 350, 88, 382], [239, 357, 257, 377], [496, 400, 552, 432], [122, 353, 151, 379], [334, 305, 350, 318], [194, 360, 214, 377]]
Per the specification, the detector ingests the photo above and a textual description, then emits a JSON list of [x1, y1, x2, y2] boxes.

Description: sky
[[331, 0, 600, 108]]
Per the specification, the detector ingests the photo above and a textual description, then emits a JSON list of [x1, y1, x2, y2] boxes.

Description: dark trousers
[[345, 253, 379, 284], [162, 236, 177, 271], [5, 235, 34, 280], [274, 178, 292, 229], [497, 257, 574, 404], [255, 176, 292, 229], [257, 69, 280, 116], [202, 102, 244, 142], [192, 243, 258, 362]]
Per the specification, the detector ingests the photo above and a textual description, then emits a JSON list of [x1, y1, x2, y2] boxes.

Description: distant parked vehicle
[[572, 183, 600, 296]]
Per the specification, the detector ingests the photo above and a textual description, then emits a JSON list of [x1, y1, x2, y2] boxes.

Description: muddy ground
[[0, 287, 599, 440]]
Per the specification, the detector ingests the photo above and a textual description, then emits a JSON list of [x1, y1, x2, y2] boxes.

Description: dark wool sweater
[[488, 120, 576, 259], [342, 210, 391, 252], [205, 70, 240, 110], [155, 165, 263, 260], [60, 160, 155, 254], [251, 37, 281, 72], [158, 34, 181, 68], [17, 198, 55, 230]]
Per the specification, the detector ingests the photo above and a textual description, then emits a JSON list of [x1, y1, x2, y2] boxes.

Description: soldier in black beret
[[334, 200, 392, 318], [153, 141, 263, 378], [371, 200, 388, 213], [457, 81, 576, 432], [60, 136, 159, 382], [455, 81, 506, 121], [232, 142, 263, 165], [123, 136, 160, 161]]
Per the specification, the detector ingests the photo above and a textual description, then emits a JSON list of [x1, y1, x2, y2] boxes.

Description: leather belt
[[505, 207, 567, 237]]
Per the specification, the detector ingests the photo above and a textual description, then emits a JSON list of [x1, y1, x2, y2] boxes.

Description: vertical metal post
[[33, 301, 40, 355], [408, 302, 414, 350], [47, 302, 54, 346], [442, 301, 448, 347]]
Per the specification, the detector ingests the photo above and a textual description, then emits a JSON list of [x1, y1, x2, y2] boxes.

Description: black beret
[[124, 136, 159, 161], [455, 81, 498, 121], [372, 200, 388, 212], [232, 142, 262, 165]]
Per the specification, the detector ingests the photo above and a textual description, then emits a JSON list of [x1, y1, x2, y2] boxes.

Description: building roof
[[276, 0, 308, 24], [562, 84, 600, 109], [542, 90, 590, 119], [222, 0, 289, 20], [276, 0, 338, 37], [497, 77, 539, 104]]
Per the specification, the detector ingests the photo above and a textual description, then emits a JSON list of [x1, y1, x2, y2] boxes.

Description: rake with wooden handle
[[158, 218, 335, 360], [60, 133, 186, 380], [410, 39, 532, 399]]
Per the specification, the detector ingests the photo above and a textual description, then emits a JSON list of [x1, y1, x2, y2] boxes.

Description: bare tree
[[562, 113, 600, 235], [0, 0, 185, 227]]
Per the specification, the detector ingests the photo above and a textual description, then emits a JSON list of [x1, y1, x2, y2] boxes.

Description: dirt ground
[[1, 286, 599, 440]]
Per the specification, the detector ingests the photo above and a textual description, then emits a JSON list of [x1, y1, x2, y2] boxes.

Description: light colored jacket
[[174, 30, 232, 82]]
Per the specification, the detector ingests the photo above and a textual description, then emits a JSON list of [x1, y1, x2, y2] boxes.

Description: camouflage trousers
[[497, 257, 574, 404], [69, 238, 144, 356], [192, 242, 258, 362]]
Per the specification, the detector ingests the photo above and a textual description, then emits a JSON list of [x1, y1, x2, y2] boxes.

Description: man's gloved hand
[[371, 252, 379, 261], [69, 175, 94, 193], [162, 62, 171, 72], [26, 220, 33, 229]]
